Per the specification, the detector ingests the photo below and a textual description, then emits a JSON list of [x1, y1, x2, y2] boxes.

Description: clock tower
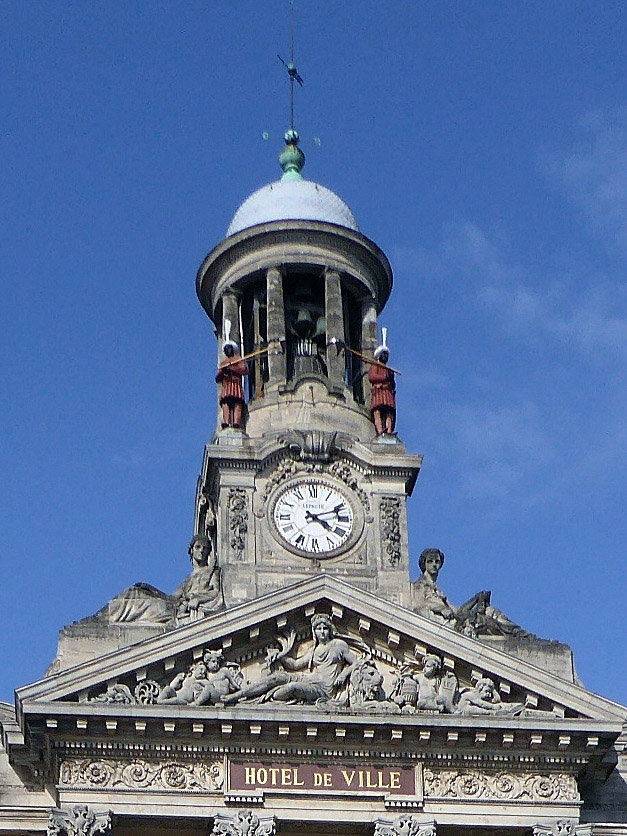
[[195, 131, 422, 607]]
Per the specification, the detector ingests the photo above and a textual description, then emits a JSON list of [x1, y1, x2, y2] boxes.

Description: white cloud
[[437, 401, 555, 501], [542, 108, 627, 250]]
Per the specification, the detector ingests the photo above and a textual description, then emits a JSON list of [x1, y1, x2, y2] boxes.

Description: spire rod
[[277, 0, 303, 132], [277, 0, 305, 180]]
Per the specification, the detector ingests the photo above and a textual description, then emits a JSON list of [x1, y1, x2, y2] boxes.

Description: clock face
[[271, 479, 355, 557]]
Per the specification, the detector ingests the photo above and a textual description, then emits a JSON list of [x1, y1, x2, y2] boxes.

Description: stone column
[[213, 810, 276, 836], [48, 806, 112, 836], [221, 290, 241, 349], [361, 297, 378, 407], [373, 816, 435, 836], [325, 269, 345, 386], [266, 267, 286, 384]]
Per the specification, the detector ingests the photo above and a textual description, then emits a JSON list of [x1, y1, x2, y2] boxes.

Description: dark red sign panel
[[228, 760, 418, 796]]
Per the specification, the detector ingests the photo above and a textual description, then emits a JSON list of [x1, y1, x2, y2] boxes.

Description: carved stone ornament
[[222, 614, 398, 711], [379, 496, 402, 566], [212, 810, 276, 836], [59, 758, 224, 793], [424, 770, 579, 803], [228, 488, 248, 559], [373, 816, 436, 836], [278, 428, 348, 462], [533, 822, 592, 836], [48, 806, 111, 836]]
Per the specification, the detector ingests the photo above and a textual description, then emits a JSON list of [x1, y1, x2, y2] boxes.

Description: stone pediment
[[16, 575, 626, 727]]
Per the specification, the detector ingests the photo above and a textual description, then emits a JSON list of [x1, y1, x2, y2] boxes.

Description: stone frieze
[[59, 758, 224, 793], [423, 769, 579, 802]]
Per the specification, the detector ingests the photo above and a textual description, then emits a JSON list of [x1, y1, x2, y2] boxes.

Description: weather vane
[[277, 0, 303, 132]]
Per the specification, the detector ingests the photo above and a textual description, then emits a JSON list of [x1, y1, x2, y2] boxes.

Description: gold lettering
[[269, 768, 279, 785], [281, 768, 292, 786], [390, 771, 401, 789], [314, 771, 323, 787], [341, 769, 356, 787], [293, 768, 305, 786], [257, 767, 267, 785], [244, 767, 256, 785], [365, 770, 378, 788], [359, 770, 365, 788], [323, 772, 332, 787], [377, 770, 390, 788]]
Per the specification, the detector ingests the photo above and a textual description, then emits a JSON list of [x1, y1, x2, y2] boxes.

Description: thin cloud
[[541, 108, 627, 250]]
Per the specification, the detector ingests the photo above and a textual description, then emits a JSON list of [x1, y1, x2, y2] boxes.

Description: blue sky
[[2, 1, 626, 707]]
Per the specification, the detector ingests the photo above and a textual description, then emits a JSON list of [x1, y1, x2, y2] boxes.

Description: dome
[[226, 178, 360, 237]]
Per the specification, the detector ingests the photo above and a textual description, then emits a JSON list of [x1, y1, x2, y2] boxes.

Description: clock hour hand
[[305, 511, 333, 532]]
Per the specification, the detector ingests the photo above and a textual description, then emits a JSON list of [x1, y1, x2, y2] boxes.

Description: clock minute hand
[[305, 511, 333, 532]]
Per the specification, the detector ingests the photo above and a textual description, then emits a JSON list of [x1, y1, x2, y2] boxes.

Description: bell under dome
[[226, 129, 359, 236]]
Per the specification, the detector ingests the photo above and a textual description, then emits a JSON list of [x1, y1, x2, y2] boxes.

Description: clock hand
[[305, 511, 333, 532]]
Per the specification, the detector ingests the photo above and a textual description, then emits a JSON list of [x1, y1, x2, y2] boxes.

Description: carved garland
[[59, 758, 224, 793], [228, 488, 248, 560], [423, 769, 578, 802], [379, 497, 402, 566]]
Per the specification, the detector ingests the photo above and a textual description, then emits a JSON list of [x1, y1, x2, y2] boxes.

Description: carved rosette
[[423, 769, 579, 802], [373, 815, 436, 836], [379, 497, 402, 566], [228, 488, 248, 560], [59, 758, 224, 793], [212, 810, 276, 836], [48, 806, 111, 836]]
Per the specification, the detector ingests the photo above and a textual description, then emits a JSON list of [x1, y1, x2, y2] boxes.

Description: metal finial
[[277, 0, 303, 133]]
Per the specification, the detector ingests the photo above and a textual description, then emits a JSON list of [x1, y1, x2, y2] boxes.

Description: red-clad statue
[[368, 328, 396, 436], [216, 321, 248, 429]]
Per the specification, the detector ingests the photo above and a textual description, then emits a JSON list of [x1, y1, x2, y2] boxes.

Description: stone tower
[[195, 131, 422, 607]]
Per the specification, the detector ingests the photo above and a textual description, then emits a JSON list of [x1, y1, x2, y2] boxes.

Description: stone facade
[[2, 135, 626, 836]]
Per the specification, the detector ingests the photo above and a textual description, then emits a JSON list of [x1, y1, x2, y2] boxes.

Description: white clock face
[[272, 480, 355, 556]]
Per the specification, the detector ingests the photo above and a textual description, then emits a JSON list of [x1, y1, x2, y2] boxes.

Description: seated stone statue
[[392, 654, 457, 714], [411, 548, 529, 638], [223, 614, 356, 706], [454, 677, 524, 717], [156, 651, 241, 706], [174, 534, 224, 621]]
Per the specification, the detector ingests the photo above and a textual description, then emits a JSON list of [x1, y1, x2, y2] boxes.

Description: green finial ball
[[280, 130, 305, 180]]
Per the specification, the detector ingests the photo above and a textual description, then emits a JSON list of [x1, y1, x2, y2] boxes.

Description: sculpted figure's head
[[422, 654, 442, 678], [419, 548, 445, 577], [311, 613, 335, 643], [476, 677, 496, 699], [188, 534, 212, 567], [203, 649, 225, 672]]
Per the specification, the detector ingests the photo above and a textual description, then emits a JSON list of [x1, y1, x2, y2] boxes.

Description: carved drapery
[[373, 815, 436, 836], [48, 806, 111, 836], [212, 810, 276, 836]]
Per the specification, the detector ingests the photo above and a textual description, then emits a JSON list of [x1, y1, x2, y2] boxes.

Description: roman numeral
[[308, 484, 318, 498]]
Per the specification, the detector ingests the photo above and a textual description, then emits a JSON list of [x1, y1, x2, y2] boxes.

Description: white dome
[[227, 178, 359, 236]]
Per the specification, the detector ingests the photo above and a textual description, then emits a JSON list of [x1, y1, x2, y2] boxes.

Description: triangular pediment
[[17, 575, 626, 727]]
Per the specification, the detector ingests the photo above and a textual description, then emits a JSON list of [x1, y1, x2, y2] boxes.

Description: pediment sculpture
[[86, 612, 543, 718], [411, 548, 531, 638]]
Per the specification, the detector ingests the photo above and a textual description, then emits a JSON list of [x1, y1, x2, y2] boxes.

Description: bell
[[293, 307, 314, 338]]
